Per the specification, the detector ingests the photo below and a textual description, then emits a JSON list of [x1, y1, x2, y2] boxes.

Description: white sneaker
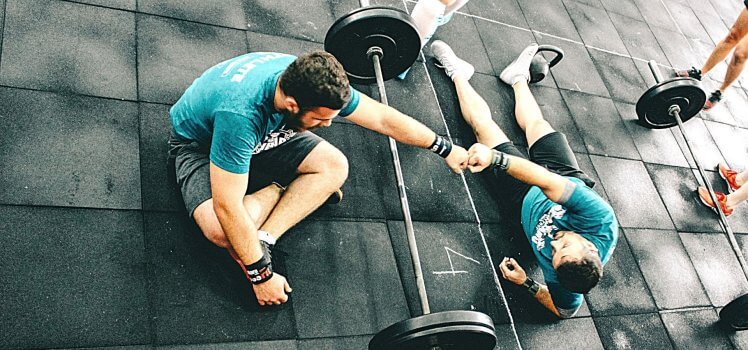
[[499, 43, 539, 86], [430, 40, 474, 81]]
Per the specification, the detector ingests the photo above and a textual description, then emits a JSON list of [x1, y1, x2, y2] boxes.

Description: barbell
[[325, 2, 498, 349], [636, 60, 748, 331]]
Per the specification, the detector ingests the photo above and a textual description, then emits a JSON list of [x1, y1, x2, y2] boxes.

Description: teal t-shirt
[[520, 177, 618, 315], [170, 52, 361, 174]]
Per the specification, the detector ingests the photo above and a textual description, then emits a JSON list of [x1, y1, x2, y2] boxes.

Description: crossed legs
[[194, 141, 348, 249]]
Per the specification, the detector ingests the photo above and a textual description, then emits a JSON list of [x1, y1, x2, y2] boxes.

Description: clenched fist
[[444, 144, 469, 173], [467, 143, 494, 173]]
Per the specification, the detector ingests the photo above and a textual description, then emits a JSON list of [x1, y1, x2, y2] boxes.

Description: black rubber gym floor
[[0, 0, 747, 349]]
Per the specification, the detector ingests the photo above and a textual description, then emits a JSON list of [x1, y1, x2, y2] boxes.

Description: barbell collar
[[668, 105, 681, 116], [648, 60, 663, 84], [367, 46, 384, 60]]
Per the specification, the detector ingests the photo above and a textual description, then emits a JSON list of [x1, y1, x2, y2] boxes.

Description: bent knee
[[203, 228, 229, 248], [725, 29, 746, 46], [733, 47, 748, 63], [325, 148, 349, 186], [307, 142, 349, 185]]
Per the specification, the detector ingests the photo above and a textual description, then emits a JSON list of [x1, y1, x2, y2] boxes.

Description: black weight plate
[[324, 6, 421, 84], [719, 293, 748, 330], [369, 310, 496, 350], [636, 77, 706, 129]]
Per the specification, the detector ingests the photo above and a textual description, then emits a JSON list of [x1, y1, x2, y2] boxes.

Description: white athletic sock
[[411, 0, 447, 47]]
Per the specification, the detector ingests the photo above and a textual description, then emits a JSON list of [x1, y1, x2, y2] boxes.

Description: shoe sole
[[696, 189, 720, 215]]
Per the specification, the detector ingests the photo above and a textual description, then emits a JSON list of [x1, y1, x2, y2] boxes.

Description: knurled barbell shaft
[[370, 48, 432, 315]]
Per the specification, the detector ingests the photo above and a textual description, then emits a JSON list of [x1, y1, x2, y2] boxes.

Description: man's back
[[170, 52, 296, 146]]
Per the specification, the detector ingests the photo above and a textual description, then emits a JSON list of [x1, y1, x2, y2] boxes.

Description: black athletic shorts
[[167, 126, 323, 217], [745, 0, 747, 9], [484, 131, 595, 218]]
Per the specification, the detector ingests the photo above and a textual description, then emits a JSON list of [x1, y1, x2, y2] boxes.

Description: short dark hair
[[556, 251, 603, 294], [279, 50, 350, 111]]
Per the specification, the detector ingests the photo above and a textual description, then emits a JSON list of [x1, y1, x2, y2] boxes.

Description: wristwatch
[[522, 278, 541, 296]]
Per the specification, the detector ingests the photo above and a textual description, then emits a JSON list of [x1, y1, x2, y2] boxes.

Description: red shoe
[[697, 186, 733, 216], [718, 163, 742, 193]]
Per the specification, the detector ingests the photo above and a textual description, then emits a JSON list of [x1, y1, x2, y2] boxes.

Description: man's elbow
[[212, 197, 241, 219]]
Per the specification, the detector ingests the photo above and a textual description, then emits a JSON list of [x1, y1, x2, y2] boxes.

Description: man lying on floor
[[431, 40, 619, 318]]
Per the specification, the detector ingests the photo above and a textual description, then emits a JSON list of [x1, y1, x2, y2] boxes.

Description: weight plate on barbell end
[[635, 77, 706, 129], [369, 310, 496, 350], [324, 6, 421, 84], [719, 293, 748, 331]]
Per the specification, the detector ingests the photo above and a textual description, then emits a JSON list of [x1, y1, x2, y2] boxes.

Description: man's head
[[278, 50, 350, 131], [550, 231, 603, 294]]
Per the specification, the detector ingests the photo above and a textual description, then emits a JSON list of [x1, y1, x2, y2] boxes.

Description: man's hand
[[498, 257, 527, 285], [467, 143, 494, 173], [253, 273, 292, 306], [444, 144, 469, 173]]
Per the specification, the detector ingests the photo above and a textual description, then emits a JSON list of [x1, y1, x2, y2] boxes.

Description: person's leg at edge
[[259, 141, 348, 241], [719, 35, 748, 92], [737, 168, 748, 187], [510, 80, 555, 148], [727, 181, 748, 208], [444, 0, 469, 15], [453, 75, 509, 148], [398, 0, 462, 79], [701, 9, 748, 76], [411, 0, 455, 47], [727, 169, 748, 208]]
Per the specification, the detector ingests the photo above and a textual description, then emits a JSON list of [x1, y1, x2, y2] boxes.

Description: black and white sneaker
[[499, 43, 539, 86], [431, 40, 475, 81], [703, 90, 722, 110], [674, 66, 702, 80]]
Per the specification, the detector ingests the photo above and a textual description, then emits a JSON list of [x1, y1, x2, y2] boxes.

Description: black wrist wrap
[[522, 277, 540, 296], [245, 242, 273, 284], [429, 135, 453, 158], [491, 150, 510, 170]]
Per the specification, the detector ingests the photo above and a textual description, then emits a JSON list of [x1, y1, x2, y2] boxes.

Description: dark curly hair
[[556, 251, 603, 294], [279, 50, 350, 111]]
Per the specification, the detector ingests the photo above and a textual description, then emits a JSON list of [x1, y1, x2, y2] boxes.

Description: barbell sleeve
[[648, 60, 663, 84]]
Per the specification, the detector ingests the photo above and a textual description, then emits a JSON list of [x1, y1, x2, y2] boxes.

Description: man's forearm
[[214, 201, 263, 264], [378, 105, 436, 148], [533, 284, 562, 318]]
